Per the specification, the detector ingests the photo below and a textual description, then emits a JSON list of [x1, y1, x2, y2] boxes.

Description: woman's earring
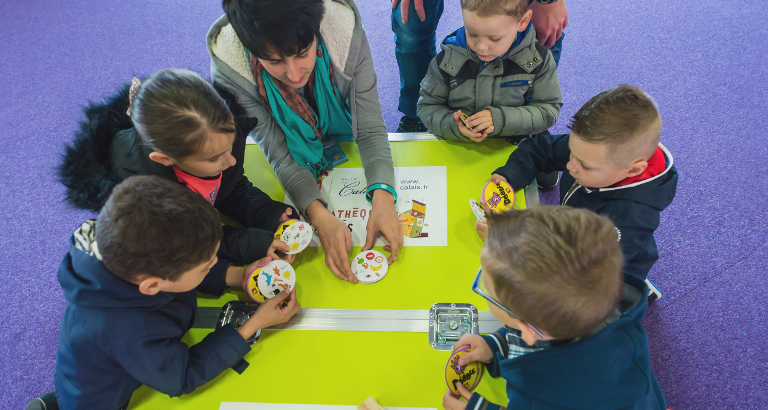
[[257, 62, 264, 71], [317, 48, 323, 58]]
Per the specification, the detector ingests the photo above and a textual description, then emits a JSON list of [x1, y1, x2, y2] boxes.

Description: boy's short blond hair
[[569, 84, 662, 163], [460, 0, 528, 19], [482, 206, 624, 339]]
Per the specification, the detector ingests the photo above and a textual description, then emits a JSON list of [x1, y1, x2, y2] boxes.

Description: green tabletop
[[129, 139, 527, 410]]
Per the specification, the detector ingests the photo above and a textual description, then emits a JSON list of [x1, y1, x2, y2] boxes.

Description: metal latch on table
[[428, 303, 479, 350]]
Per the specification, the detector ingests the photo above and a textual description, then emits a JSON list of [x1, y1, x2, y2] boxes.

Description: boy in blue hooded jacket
[[31, 176, 299, 410], [481, 85, 678, 281], [444, 206, 666, 410]]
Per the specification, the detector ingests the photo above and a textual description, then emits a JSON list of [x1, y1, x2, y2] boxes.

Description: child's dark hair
[[482, 206, 624, 339], [223, 0, 325, 60], [569, 84, 661, 161], [96, 175, 223, 282], [129, 69, 236, 159]]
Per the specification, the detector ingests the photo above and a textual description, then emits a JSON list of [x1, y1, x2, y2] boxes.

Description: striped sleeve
[[481, 327, 509, 378], [465, 392, 507, 410]]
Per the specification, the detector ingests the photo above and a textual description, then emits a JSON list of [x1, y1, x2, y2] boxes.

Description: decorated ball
[[481, 180, 515, 212], [444, 344, 484, 395]]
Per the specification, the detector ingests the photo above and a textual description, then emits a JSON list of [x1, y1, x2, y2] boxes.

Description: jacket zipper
[[500, 80, 532, 88], [561, 181, 581, 206]]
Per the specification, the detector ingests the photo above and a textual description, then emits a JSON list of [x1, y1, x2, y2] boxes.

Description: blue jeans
[[391, 0, 444, 119], [392, 2, 565, 119]]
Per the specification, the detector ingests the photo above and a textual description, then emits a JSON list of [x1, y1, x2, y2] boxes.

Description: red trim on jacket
[[613, 147, 665, 188]]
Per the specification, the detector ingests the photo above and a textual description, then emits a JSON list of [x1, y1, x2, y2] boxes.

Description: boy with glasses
[[443, 206, 666, 410]]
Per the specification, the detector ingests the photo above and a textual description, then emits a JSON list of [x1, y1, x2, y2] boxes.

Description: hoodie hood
[[500, 274, 656, 409], [441, 22, 534, 66], [58, 221, 174, 310]]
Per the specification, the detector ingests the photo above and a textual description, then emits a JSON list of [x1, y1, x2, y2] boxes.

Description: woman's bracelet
[[365, 183, 397, 204]]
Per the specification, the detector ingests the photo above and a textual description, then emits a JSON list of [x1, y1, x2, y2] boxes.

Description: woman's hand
[[363, 189, 403, 264], [306, 200, 356, 282]]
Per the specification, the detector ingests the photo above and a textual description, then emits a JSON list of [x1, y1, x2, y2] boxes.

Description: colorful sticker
[[274, 219, 300, 240], [255, 260, 297, 299], [399, 200, 428, 238], [445, 344, 483, 395], [351, 250, 389, 284], [469, 198, 486, 221], [481, 180, 515, 212], [280, 221, 313, 254]]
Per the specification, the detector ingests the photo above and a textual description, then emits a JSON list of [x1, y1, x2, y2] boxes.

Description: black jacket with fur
[[58, 82, 296, 264]]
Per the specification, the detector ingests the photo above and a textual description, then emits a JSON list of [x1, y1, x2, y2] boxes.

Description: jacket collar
[[439, 23, 540, 76], [598, 143, 674, 192]]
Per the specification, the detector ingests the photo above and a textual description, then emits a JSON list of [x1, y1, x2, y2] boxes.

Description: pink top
[[173, 167, 222, 205]]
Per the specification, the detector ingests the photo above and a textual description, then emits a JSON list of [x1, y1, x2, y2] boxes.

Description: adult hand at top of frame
[[391, 0, 425, 24], [307, 201, 357, 283], [363, 189, 403, 264], [529, 0, 569, 48], [442, 382, 474, 410]]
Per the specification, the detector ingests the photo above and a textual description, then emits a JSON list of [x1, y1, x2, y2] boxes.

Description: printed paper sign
[[285, 167, 447, 247]]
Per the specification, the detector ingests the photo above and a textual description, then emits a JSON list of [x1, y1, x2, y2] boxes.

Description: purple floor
[[1, 0, 766, 408]]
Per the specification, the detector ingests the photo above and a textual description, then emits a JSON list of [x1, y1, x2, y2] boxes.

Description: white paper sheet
[[285, 167, 447, 247]]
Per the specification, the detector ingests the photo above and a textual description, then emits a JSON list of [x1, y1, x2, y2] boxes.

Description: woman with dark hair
[[207, 0, 403, 282]]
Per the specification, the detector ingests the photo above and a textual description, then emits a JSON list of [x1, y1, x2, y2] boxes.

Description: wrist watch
[[535, 0, 559, 4]]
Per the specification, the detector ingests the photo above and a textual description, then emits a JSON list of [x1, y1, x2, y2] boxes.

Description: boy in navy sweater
[[31, 176, 299, 410], [480, 85, 678, 281], [444, 206, 666, 410]]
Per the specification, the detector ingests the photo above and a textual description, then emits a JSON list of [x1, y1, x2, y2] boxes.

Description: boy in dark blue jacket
[[444, 206, 666, 410], [31, 176, 299, 410], [482, 85, 678, 281]]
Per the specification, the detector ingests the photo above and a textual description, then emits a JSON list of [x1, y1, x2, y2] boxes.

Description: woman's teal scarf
[[257, 37, 352, 179]]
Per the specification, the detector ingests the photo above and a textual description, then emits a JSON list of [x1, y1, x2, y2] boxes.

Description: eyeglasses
[[471, 267, 546, 339]]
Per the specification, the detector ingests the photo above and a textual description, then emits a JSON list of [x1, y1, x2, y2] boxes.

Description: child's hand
[[453, 110, 487, 142], [238, 289, 300, 339], [443, 383, 473, 410], [454, 333, 493, 364], [235, 256, 273, 290], [475, 220, 488, 241], [466, 110, 495, 136], [279, 207, 293, 223], [491, 173, 508, 184], [267, 240, 295, 263]]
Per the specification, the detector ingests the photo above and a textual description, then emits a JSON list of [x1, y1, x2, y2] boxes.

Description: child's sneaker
[[645, 277, 662, 302], [26, 392, 59, 410], [536, 171, 561, 190], [396, 116, 427, 133]]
